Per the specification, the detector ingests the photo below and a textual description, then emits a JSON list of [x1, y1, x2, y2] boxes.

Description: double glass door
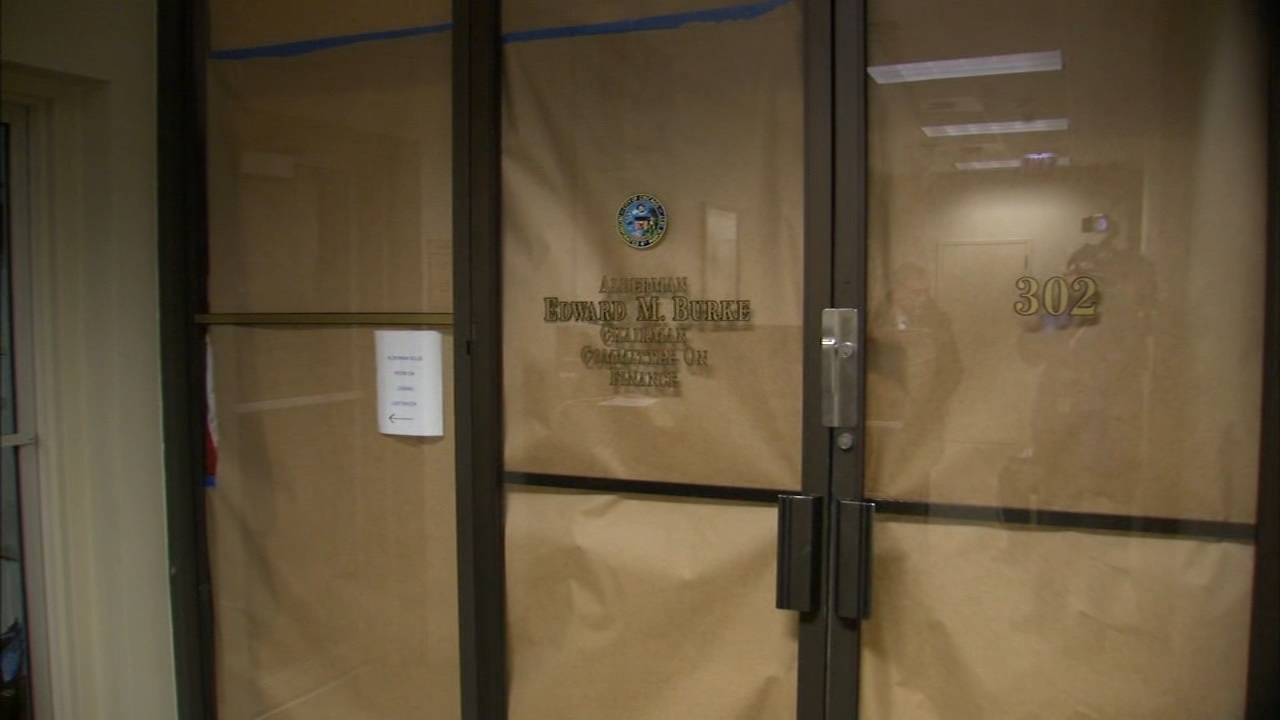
[[195, 0, 1270, 717], [497, 0, 1268, 718]]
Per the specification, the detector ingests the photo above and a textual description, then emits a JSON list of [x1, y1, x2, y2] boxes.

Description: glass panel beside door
[[203, 2, 460, 718], [858, 0, 1266, 716]]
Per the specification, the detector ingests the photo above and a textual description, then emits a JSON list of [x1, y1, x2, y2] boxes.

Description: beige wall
[[2, 0, 176, 719]]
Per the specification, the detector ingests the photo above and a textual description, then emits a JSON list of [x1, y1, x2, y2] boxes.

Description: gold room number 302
[[1013, 276, 1099, 317]]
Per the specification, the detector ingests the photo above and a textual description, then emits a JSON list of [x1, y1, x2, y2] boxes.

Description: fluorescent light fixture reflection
[[869, 51, 1063, 84], [954, 154, 1072, 170], [923, 118, 1069, 137], [954, 159, 1022, 170]]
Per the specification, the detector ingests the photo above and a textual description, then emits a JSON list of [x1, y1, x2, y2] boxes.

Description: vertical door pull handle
[[776, 494, 822, 612], [835, 500, 875, 620]]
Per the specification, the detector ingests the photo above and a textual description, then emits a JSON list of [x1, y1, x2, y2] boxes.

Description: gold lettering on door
[[1013, 276, 1100, 318], [544, 276, 755, 389]]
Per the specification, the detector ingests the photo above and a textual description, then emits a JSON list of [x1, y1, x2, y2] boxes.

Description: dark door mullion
[[825, 0, 870, 716], [1246, 6, 1280, 714], [453, 1, 507, 719], [798, 0, 837, 715]]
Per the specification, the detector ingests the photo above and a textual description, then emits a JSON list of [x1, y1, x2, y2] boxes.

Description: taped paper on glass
[[501, 0, 805, 489], [206, 25, 452, 314], [209, 0, 451, 61], [505, 487, 799, 720], [204, 327, 460, 720], [376, 330, 444, 437], [862, 0, 1266, 525], [860, 519, 1253, 719]]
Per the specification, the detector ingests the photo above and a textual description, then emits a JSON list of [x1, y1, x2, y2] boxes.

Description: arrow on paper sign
[[388, 413, 413, 423]]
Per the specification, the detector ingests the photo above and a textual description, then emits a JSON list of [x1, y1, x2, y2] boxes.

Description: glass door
[[497, 2, 826, 719], [844, 0, 1270, 716]]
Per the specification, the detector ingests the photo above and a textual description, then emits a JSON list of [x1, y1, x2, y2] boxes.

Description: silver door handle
[[821, 308, 859, 428]]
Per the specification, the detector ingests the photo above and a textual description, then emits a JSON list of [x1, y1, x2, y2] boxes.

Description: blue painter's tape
[[504, 0, 791, 44], [209, 21, 452, 60], [208, 0, 793, 60]]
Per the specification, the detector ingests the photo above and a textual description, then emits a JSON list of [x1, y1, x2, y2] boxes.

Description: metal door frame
[[155, 0, 1279, 718]]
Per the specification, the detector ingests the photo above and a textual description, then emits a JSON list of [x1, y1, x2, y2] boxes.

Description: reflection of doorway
[[937, 240, 1032, 445], [932, 240, 1037, 496]]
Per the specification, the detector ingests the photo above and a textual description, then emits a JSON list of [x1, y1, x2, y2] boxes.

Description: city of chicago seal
[[616, 194, 668, 249]]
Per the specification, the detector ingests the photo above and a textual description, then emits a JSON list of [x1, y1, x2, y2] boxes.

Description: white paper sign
[[375, 330, 444, 437]]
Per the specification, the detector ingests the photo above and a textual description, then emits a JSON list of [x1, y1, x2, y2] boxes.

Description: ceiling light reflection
[[954, 154, 1072, 170], [923, 118, 1069, 137], [869, 51, 1063, 84], [954, 159, 1023, 170]]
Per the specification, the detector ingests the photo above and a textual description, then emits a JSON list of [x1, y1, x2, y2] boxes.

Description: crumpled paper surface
[[207, 328, 460, 719], [501, 2, 805, 490], [860, 518, 1253, 719], [506, 487, 799, 720], [207, 30, 453, 314]]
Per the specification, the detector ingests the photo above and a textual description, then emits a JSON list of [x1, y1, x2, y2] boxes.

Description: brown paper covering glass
[[207, 327, 459, 719], [506, 487, 799, 720], [502, 0, 763, 35], [207, 34, 452, 314], [501, 2, 805, 489], [865, 0, 1267, 523], [860, 518, 1253, 719], [209, 0, 451, 53]]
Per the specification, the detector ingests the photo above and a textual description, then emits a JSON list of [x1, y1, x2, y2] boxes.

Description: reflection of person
[[1011, 217, 1156, 508], [867, 263, 963, 493]]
